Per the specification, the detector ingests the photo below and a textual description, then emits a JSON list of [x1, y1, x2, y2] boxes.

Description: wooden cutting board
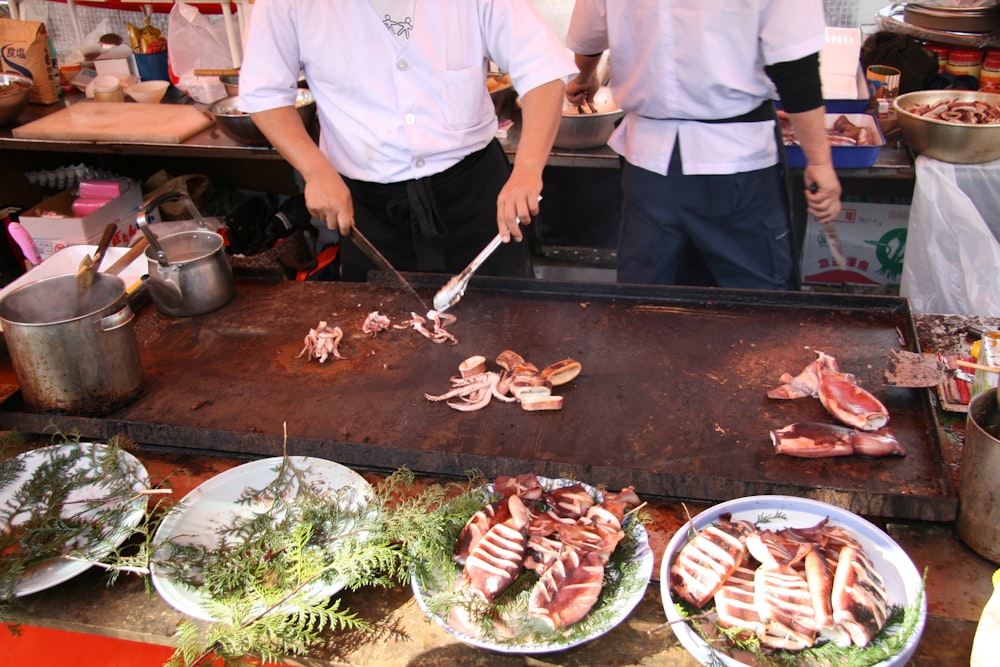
[[12, 102, 214, 144]]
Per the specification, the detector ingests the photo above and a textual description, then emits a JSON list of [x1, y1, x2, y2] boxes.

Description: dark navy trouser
[[616, 144, 796, 290]]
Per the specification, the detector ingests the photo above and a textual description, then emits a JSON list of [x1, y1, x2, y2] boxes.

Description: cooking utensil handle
[[98, 304, 135, 332], [105, 237, 151, 276], [466, 234, 504, 275]]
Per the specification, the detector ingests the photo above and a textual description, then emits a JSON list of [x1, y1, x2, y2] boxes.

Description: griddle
[[0, 276, 955, 521]]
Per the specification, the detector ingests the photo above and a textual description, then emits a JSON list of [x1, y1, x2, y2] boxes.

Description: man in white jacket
[[240, 0, 576, 281], [566, 0, 842, 290]]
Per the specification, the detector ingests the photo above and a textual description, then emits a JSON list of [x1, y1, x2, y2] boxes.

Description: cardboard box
[[18, 182, 141, 260], [801, 200, 909, 286], [821, 27, 869, 111]]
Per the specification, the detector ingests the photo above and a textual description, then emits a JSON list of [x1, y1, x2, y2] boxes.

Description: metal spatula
[[883, 349, 1000, 387]]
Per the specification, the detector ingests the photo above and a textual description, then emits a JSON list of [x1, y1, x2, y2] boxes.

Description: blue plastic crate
[[785, 112, 884, 169]]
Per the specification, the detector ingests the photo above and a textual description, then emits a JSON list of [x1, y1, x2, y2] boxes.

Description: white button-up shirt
[[240, 0, 576, 184], [566, 0, 826, 176]]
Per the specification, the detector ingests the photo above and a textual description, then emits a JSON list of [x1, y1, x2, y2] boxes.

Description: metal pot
[[0, 273, 143, 416], [958, 389, 1000, 564], [137, 191, 235, 317]]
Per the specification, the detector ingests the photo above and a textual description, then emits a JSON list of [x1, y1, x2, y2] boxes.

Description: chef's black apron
[[340, 139, 533, 282]]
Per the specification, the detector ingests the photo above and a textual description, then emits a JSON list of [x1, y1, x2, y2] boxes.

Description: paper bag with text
[[0, 19, 61, 105]]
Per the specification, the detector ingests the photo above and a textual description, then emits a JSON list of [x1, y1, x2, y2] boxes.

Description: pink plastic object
[[7, 222, 41, 265], [78, 179, 127, 199], [71, 197, 114, 217]]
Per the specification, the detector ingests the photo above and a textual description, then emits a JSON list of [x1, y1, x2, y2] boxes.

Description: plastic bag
[[166, 4, 234, 103], [900, 156, 1000, 316]]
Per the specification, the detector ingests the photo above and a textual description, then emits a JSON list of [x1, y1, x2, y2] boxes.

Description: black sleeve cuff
[[764, 52, 824, 114]]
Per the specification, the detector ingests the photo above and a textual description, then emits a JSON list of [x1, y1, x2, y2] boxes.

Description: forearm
[[250, 107, 338, 183], [786, 107, 833, 169], [512, 78, 565, 179]]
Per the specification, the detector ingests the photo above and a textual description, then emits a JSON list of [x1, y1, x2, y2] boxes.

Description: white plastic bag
[[167, 4, 234, 103], [900, 155, 1000, 316]]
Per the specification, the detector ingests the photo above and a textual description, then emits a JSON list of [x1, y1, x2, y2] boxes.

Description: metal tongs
[[432, 199, 539, 313], [432, 232, 505, 313]]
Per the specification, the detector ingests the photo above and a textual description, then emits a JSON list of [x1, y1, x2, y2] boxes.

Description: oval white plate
[[0, 442, 150, 598], [150, 456, 372, 621], [659, 495, 926, 667], [411, 477, 652, 653]]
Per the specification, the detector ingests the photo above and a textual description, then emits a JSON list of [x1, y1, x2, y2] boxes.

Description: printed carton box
[[18, 182, 141, 260], [801, 199, 909, 286]]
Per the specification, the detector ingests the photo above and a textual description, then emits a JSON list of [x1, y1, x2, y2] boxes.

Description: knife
[[349, 227, 430, 311], [808, 183, 847, 269]]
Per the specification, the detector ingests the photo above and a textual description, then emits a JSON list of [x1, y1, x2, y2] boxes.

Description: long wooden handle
[[193, 68, 240, 77], [955, 359, 1000, 374], [104, 237, 151, 277]]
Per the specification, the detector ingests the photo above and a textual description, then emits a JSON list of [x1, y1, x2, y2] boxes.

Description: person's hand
[[303, 168, 355, 237], [565, 73, 600, 109], [496, 167, 542, 243], [803, 163, 842, 224]]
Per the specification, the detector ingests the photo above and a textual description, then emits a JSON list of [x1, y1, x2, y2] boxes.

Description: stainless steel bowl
[[208, 89, 316, 147], [220, 74, 239, 97], [0, 73, 33, 126], [893, 90, 1000, 164], [553, 86, 624, 150]]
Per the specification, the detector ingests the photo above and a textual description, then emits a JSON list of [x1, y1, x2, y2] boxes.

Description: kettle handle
[[98, 304, 135, 332]]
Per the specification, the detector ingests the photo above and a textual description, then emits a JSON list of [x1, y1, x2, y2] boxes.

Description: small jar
[[923, 42, 950, 72], [946, 48, 985, 80], [981, 50, 1000, 93]]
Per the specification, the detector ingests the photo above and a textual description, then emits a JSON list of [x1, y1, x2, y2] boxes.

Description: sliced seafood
[[461, 494, 531, 602], [831, 543, 891, 647], [527, 548, 605, 631], [768, 351, 890, 432], [671, 515, 894, 652], [453, 477, 641, 631], [669, 516, 756, 609], [771, 422, 905, 458]]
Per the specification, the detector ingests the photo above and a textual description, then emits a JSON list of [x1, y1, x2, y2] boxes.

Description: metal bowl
[[220, 74, 239, 97], [0, 73, 33, 126], [487, 73, 516, 119], [893, 90, 1000, 164], [553, 86, 624, 150], [208, 89, 316, 147]]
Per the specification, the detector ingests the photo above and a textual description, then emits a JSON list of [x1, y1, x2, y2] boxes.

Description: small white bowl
[[125, 80, 169, 104]]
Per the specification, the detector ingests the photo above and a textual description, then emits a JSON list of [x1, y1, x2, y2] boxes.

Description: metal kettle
[[136, 191, 235, 317]]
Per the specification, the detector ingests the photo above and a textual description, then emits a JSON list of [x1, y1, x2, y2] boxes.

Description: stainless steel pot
[[0, 273, 143, 416], [958, 389, 1000, 564], [137, 191, 235, 317]]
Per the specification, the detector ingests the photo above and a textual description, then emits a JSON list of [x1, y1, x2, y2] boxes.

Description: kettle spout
[[141, 272, 185, 311]]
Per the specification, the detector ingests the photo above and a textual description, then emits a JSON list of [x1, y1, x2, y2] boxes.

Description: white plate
[[0, 442, 151, 598], [150, 456, 372, 622], [0, 244, 148, 302], [659, 495, 926, 667], [411, 477, 653, 653]]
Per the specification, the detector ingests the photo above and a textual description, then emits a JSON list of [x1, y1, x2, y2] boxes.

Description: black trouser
[[340, 139, 532, 282]]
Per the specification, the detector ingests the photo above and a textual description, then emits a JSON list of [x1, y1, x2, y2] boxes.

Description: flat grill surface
[[0, 278, 954, 521]]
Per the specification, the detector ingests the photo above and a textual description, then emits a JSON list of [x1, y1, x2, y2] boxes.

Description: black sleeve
[[764, 52, 824, 114]]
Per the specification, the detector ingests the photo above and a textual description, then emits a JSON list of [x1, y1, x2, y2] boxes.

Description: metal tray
[[0, 277, 956, 521]]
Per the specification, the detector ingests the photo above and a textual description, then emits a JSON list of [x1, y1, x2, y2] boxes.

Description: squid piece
[[831, 544, 891, 647], [670, 516, 757, 609], [527, 548, 605, 631], [453, 498, 512, 566], [461, 494, 531, 602], [816, 371, 890, 431], [770, 422, 905, 458]]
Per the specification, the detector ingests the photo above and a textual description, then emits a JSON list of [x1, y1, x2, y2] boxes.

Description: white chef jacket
[[240, 0, 576, 184], [565, 0, 826, 176]]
